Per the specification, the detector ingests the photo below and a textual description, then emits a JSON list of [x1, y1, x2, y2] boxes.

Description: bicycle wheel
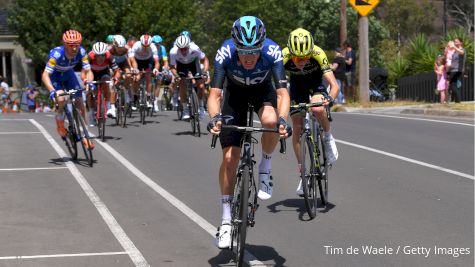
[[64, 111, 78, 160], [98, 94, 106, 142], [115, 89, 122, 126], [316, 129, 329, 206], [190, 89, 201, 137], [120, 89, 128, 128], [301, 132, 317, 219], [140, 87, 146, 125], [74, 109, 93, 167], [232, 165, 250, 267]]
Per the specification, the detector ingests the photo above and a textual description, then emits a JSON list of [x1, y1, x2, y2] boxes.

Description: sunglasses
[[66, 43, 80, 48], [292, 55, 311, 61], [236, 47, 261, 56]]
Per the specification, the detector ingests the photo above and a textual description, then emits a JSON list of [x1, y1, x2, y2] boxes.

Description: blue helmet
[[180, 31, 192, 40], [152, 35, 163, 44], [231, 16, 266, 49]]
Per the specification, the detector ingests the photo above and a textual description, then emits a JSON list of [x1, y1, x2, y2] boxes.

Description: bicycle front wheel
[[190, 89, 201, 137], [316, 129, 329, 206], [140, 88, 146, 125], [97, 93, 106, 142], [301, 132, 317, 219], [74, 110, 94, 167], [64, 111, 78, 160], [232, 165, 250, 267]]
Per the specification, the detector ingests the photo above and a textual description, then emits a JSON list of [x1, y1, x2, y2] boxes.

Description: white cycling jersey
[[128, 42, 158, 61], [169, 42, 205, 65]]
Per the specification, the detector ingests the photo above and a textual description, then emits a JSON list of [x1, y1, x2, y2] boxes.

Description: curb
[[337, 106, 474, 118]]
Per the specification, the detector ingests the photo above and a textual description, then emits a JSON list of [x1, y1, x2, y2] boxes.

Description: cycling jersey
[[128, 42, 158, 61], [282, 45, 331, 76], [45, 46, 90, 76], [156, 44, 168, 61], [89, 51, 118, 72], [109, 46, 129, 65], [211, 38, 286, 89], [169, 42, 205, 65]]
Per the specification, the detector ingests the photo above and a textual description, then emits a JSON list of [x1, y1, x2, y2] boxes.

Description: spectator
[[331, 48, 346, 104], [0, 76, 10, 102], [434, 55, 448, 104], [447, 38, 466, 103], [342, 41, 356, 102], [26, 85, 38, 112], [444, 41, 455, 70]]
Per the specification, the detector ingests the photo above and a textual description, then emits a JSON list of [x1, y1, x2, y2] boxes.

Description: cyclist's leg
[[312, 91, 338, 163]]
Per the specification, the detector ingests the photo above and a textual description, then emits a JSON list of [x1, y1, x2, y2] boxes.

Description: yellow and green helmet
[[287, 28, 314, 57]]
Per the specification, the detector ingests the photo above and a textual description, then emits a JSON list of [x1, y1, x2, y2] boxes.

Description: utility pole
[[340, 0, 347, 47], [358, 14, 369, 103], [443, 0, 448, 36]]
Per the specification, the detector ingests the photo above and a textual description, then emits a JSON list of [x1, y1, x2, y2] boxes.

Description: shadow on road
[[267, 198, 336, 221], [208, 244, 287, 267]]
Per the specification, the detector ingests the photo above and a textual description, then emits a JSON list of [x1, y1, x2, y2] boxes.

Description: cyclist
[[282, 28, 339, 196], [169, 35, 209, 120], [207, 16, 291, 249], [109, 35, 133, 106], [151, 34, 171, 112], [42, 29, 95, 148], [128, 34, 160, 109], [87, 42, 120, 123]]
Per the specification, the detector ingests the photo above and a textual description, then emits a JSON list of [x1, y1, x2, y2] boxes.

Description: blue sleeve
[[262, 39, 287, 89], [161, 46, 168, 58], [210, 40, 234, 89]]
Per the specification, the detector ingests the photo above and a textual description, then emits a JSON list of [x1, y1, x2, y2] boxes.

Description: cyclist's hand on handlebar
[[323, 95, 334, 107], [277, 116, 292, 138], [153, 68, 159, 76], [87, 82, 96, 91], [207, 113, 222, 135], [112, 77, 119, 86], [49, 90, 56, 100]]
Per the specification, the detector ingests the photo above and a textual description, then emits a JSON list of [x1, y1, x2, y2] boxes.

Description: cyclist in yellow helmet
[[282, 28, 340, 196]]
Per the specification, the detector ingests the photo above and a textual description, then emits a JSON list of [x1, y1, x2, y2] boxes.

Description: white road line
[[339, 112, 474, 126], [0, 119, 30, 121], [0, 131, 41, 134], [96, 140, 268, 267], [29, 119, 150, 267], [0, 251, 128, 260], [336, 139, 474, 180], [0, 167, 68, 171]]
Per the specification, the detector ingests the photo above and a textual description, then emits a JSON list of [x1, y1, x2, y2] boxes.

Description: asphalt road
[[0, 110, 473, 267]]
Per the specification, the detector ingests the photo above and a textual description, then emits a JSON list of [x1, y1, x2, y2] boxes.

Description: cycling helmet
[[92, 42, 109, 55], [152, 35, 163, 44], [106, 34, 115, 44], [140, 34, 152, 47], [175, 35, 190, 48], [113, 35, 127, 48], [62, 30, 82, 44], [231, 16, 266, 49], [180, 31, 192, 40], [287, 28, 314, 57]]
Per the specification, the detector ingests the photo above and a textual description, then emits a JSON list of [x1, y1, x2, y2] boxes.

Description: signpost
[[348, 0, 380, 103]]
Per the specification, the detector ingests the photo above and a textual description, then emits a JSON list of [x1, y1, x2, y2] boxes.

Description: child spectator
[[434, 55, 448, 104]]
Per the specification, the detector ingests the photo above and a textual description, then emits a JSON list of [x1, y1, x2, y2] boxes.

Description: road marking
[[96, 140, 268, 267], [0, 119, 30, 121], [0, 251, 128, 260], [252, 119, 473, 179], [0, 131, 41, 134], [339, 112, 474, 126], [0, 167, 68, 171], [29, 119, 150, 267], [336, 139, 474, 180]]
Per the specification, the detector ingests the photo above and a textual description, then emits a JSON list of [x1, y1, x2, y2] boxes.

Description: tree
[[447, 0, 474, 35]]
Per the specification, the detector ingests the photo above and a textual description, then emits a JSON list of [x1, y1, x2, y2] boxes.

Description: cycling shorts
[[177, 61, 201, 78], [137, 58, 154, 71], [289, 74, 327, 116], [51, 70, 83, 98], [219, 81, 277, 148]]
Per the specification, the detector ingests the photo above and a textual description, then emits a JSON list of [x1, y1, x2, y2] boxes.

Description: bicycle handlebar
[[56, 88, 85, 97], [90, 80, 113, 84], [290, 102, 324, 109]]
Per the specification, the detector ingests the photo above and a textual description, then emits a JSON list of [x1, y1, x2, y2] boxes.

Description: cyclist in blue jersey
[[152, 34, 171, 111], [42, 29, 95, 149], [207, 16, 291, 249]]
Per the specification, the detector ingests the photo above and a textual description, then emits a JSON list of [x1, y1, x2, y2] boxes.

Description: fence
[[397, 70, 474, 102]]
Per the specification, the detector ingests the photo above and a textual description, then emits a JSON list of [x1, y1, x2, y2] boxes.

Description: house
[[0, 8, 35, 90]]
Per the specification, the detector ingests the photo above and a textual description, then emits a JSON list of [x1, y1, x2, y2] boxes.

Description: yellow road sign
[[349, 0, 380, 17]]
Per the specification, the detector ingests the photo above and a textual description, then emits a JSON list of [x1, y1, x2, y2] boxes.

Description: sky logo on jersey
[[232, 71, 269, 85], [215, 45, 231, 64], [267, 45, 283, 63]]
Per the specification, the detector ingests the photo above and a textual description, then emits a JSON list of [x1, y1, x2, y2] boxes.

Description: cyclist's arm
[[153, 57, 160, 71], [207, 87, 222, 118], [323, 71, 339, 101], [41, 70, 55, 92], [200, 56, 209, 73]]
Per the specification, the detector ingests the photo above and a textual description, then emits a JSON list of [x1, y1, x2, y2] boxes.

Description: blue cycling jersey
[[157, 45, 168, 61], [211, 38, 287, 89], [45, 46, 90, 77]]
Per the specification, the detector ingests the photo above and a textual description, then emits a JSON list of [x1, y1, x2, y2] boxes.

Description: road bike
[[90, 80, 112, 141], [211, 104, 286, 267], [114, 74, 130, 128], [56, 88, 94, 167], [184, 74, 205, 137], [291, 102, 331, 218]]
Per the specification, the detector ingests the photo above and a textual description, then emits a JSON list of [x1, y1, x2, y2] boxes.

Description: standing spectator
[[331, 48, 346, 104], [26, 85, 38, 112], [0, 76, 10, 102], [343, 41, 356, 102], [434, 55, 448, 104], [447, 38, 466, 103], [444, 41, 455, 70]]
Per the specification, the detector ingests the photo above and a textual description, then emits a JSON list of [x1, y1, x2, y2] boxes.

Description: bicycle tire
[[233, 165, 250, 267], [190, 89, 201, 137], [64, 111, 78, 160], [74, 109, 93, 167], [176, 103, 183, 120], [140, 87, 146, 125], [121, 89, 128, 128], [98, 93, 106, 142], [115, 88, 122, 126], [300, 132, 317, 219], [317, 129, 328, 206]]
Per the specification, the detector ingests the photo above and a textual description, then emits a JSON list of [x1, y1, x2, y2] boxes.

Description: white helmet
[[113, 35, 127, 48], [140, 34, 152, 47], [92, 42, 109, 55], [175, 35, 190, 48]]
